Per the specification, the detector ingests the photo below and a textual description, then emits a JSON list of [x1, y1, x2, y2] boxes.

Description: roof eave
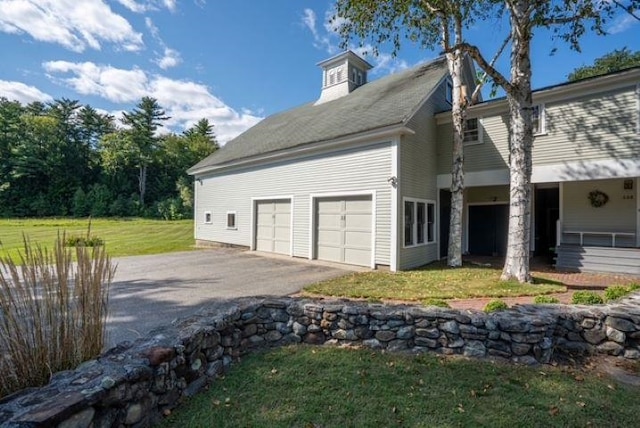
[[188, 123, 415, 176]]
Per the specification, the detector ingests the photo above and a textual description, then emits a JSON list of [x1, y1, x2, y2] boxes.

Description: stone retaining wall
[[1, 294, 639, 427]]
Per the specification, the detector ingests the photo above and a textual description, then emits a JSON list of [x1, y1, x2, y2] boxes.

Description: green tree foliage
[[568, 48, 640, 81], [0, 96, 217, 219]]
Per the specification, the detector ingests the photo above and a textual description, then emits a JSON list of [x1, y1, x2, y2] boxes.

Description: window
[[337, 66, 343, 82], [226, 211, 237, 229], [445, 79, 453, 104], [532, 104, 546, 135], [463, 118, 480, 144], [357, 71, 363, 85], [329, 69, 336, 85], [404, 201, 414, 246], [352, 68, 356, 83], [404, 199, 436, 247], [204, 211, 212, 224]]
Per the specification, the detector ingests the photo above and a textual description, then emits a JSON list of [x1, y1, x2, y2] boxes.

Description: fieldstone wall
[[1, 293, 639, 427]]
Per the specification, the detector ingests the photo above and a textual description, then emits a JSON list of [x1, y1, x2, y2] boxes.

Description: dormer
[[315, 51, 373, 105]]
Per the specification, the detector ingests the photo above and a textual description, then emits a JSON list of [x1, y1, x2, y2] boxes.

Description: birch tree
[[336, 0, 638, 282], [334, 0, 499, 267]]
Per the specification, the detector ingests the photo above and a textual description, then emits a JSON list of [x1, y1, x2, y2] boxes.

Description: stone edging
[[1, 293, 639, 427]]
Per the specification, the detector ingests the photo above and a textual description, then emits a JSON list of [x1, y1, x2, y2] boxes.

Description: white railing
[[556, 220, 636, 247]]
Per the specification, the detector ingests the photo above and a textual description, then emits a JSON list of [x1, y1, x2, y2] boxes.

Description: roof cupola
[[314, 50, 373, 105]]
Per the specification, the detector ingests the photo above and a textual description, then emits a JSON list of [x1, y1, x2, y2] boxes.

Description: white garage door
[[255, 199, 291, 255], [316, 195, 372, 267]]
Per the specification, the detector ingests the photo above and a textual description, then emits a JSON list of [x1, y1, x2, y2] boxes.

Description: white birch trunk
[[501, 1, 533, 283], [446, 49, 465, 268]]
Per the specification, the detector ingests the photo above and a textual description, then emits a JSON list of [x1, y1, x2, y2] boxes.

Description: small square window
[[463, 118, 480, 143], [226, 212, 237, 229], [532, 104, 546, 135], [204, 211, 212, 224]]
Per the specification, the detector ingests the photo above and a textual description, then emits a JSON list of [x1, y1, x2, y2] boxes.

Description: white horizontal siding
[[563, 179, 636, 232], [195, 142, 393, 265], [398, 79, 448, 270], [437, 85, 640, 177]]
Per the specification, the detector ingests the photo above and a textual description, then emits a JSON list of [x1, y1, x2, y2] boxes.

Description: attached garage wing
[[314, 195, 373, 267], [255, 199, 292, 255]]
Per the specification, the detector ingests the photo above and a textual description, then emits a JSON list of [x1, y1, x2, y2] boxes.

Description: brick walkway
[[447, 256, 640, 311]]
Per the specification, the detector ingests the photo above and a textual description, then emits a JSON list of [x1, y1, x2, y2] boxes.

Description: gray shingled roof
[[188, 56, 448, 174]]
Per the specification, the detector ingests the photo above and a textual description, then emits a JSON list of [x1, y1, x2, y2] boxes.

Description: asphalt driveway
[[106, 248, 349, 348]]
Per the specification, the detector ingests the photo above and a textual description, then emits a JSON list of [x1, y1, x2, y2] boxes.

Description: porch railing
[[556, 220, 636, 248]]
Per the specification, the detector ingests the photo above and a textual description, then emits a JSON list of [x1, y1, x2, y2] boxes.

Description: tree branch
[[455, 42, 513, 94], [470, 34, 511, 104]]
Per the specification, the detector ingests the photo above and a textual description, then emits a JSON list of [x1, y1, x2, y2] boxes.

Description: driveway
[[106, 248, 349, 348]]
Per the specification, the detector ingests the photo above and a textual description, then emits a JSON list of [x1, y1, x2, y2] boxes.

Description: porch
[[555, 245, 640, 275]]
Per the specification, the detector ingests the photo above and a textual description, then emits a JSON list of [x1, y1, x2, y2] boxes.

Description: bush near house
[[604, 284, 640, 302], [571, 291, 604, 305]]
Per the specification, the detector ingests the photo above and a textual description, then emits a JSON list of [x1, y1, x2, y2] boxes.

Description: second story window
[[463, 118, 480, 144], [532, 104, 546, 135]]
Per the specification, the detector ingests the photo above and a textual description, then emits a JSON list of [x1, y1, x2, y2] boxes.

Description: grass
[[160, 346, 639, 427], [0, 218, 194, 260], [303, 262, 566, 301]]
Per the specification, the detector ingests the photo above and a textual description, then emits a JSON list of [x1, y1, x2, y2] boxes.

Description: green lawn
[[160, 346, 638, 427], [303, 262, 566, 302], [0, 218, 194, 260]]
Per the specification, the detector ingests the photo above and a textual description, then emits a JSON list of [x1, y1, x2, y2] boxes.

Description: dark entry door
[[468, 204, 509, 256], [534, 187, 560, 257], [439, 189, 451, 258]]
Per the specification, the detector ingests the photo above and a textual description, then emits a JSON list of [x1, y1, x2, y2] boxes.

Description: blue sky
[[0, 1, 638, 144]]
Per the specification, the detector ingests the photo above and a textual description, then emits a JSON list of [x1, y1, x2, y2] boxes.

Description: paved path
[[106, 248, 348, 348]]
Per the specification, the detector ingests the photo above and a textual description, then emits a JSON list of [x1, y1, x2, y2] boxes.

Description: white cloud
[[157, 48, 182, 69], [0, 80, 53, 104], [301, 7, 410, 76], [115, 0, 176, 13], [608, 13, 639, 34], [43, 61, 263, 144], [146, 17, 182, 70], [0, 0, 143, 52]]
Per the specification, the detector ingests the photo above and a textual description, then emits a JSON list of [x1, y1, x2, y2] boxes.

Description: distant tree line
[[0, 96, 217, 219]]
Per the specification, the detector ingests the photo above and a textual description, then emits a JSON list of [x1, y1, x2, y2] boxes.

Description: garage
[[255, 199, 291, 255], [315, 195, 372, 267]]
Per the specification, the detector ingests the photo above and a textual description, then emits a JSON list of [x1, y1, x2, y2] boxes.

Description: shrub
[[484, 299, 509, 313], [533, 295, 560, 304], [423, 299, 451, 308], [155, 197, 186, 220], [0, 234, 116, 398], [571, 291, 604, 305], [64, 235, 105, 247], [604, 284, 640, 302]]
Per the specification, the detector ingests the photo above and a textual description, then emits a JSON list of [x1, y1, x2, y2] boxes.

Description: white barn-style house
[[188, 51, 640, 275]]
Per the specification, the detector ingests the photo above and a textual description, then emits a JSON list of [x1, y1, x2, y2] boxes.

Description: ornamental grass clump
[[0, 234, 116, 398]]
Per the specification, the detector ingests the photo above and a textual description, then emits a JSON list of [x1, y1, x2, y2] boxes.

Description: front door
[[468, 204, 508, 256]]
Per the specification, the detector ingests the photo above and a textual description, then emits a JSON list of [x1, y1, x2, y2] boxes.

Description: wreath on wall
[[588, 190, 609, 208]]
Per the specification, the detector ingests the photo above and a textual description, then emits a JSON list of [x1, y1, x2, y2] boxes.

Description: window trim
[[226, 211, 237, 230], [403, 197, 436, 248], [463, 117, 483, 146], [532, 103, 547, 136], [204, 211, 212, 224]]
